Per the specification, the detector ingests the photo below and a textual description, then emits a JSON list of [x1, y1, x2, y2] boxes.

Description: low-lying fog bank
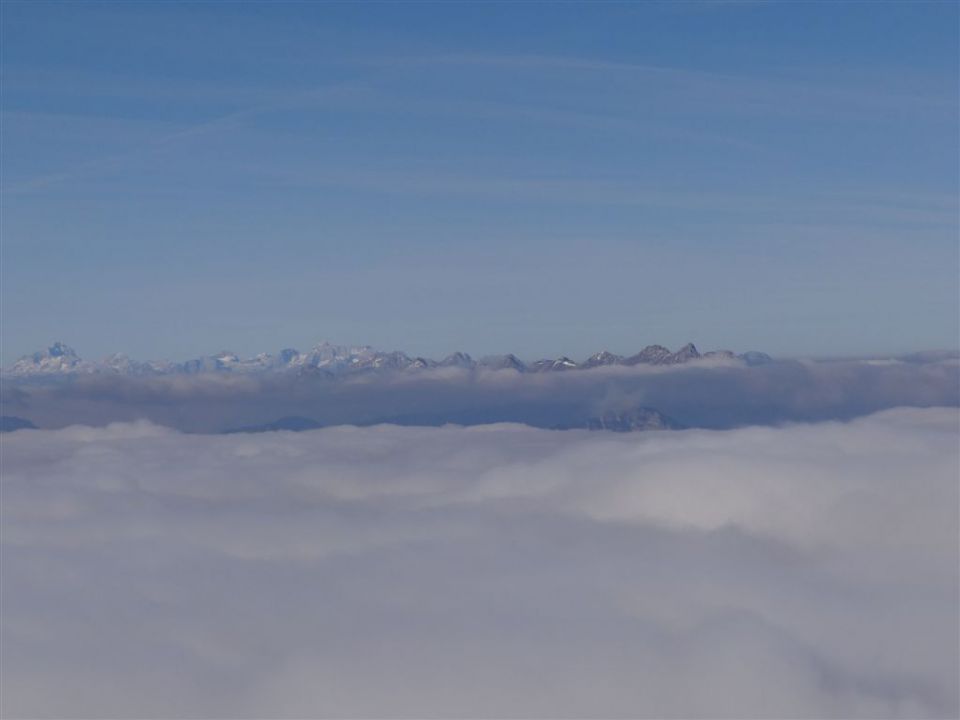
[[3, 355, 957, 433], [2, 408, 957, 718]]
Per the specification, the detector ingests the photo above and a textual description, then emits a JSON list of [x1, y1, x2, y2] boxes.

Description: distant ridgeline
[[4, 342, 957, 436], [0, 341, 775, 434], [3, 341, 771, 379]]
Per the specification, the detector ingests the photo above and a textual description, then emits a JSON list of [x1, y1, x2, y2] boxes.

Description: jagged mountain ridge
[[4, 340, 772, 378]]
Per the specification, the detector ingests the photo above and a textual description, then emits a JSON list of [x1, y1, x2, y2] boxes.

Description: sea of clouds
[[4, 354, 958, 432], [2, 407, 957, 718]]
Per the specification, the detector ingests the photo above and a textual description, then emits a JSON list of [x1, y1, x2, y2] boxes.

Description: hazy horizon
[[4, 335, 960, 369]]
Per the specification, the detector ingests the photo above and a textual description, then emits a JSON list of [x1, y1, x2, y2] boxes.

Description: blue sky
[[2, 1, 957, 364]]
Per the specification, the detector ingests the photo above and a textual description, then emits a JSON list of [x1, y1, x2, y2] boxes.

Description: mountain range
[[4, 341, 772, 379]]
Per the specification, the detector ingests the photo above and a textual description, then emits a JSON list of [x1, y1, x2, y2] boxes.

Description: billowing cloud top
[[2, 408, 958, 717]]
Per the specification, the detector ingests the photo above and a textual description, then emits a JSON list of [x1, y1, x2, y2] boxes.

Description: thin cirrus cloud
[[5, 49, 953, 201], [2, 407, 957, 718]]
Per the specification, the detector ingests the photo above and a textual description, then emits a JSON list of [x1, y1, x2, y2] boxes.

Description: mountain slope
[[4, 340, 763, 379]]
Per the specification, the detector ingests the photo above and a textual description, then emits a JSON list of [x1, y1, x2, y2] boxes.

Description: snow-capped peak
[[9, 342, 90, 375], [3, 341, 765, 379]]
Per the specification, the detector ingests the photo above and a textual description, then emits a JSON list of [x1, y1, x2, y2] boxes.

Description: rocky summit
[[4, 341, 771, 379]]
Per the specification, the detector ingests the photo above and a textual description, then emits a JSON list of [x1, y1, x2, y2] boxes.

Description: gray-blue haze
[[3, 348, 956, 434]]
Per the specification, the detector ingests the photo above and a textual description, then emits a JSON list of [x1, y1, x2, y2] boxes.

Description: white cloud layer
[[6, 355, 958, 433], [2, 408, 958, 718]]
